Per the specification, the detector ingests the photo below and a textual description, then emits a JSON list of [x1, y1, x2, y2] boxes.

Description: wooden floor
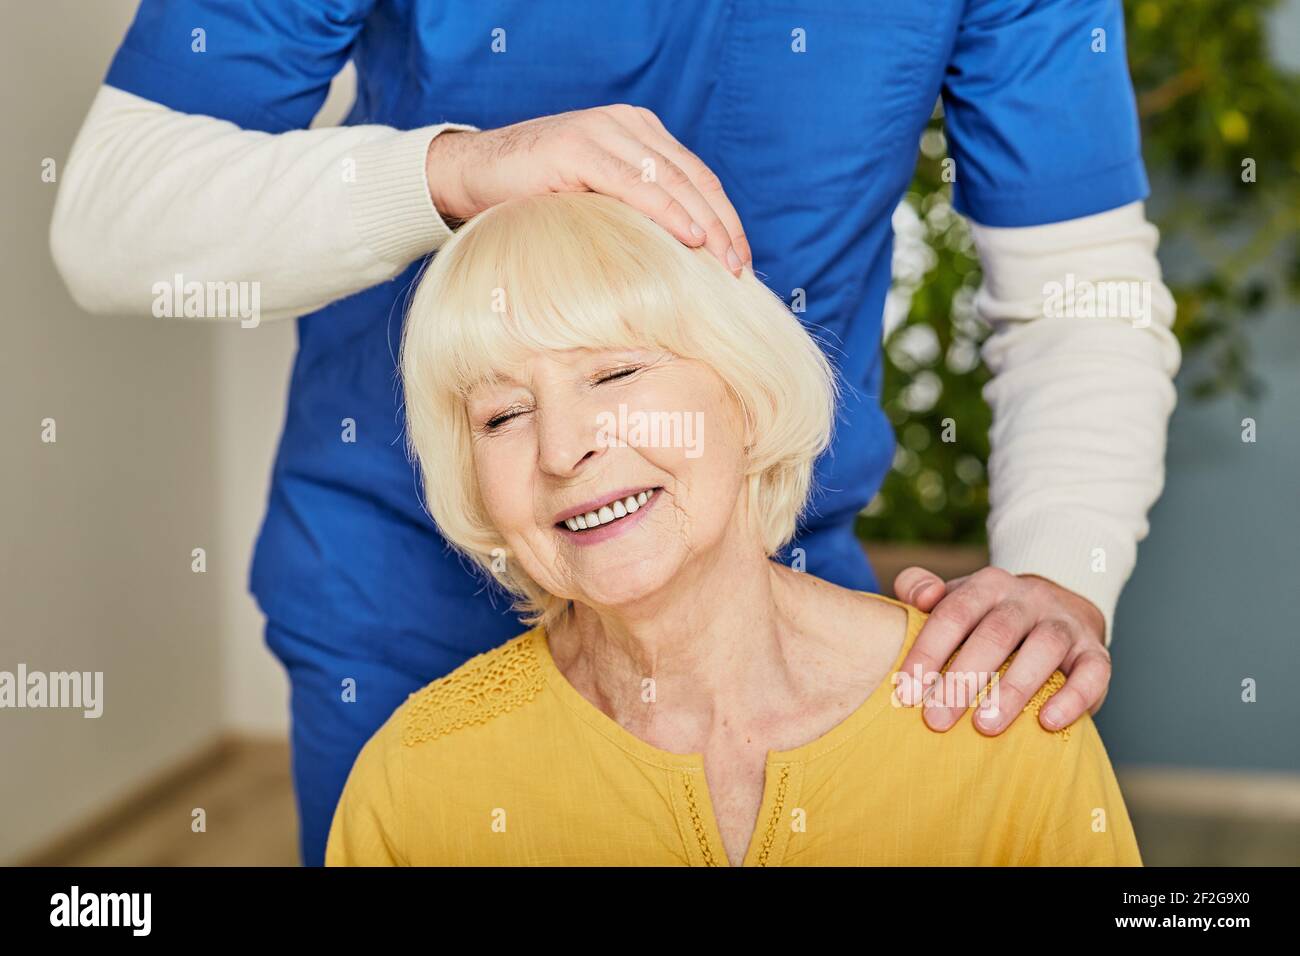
[[20, 736, 1299, 866], [22, 737, 301, 867]]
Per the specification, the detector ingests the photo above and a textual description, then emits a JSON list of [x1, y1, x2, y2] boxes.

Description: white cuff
[[987, 509, 1136, 649], [347, 122, 478, 266]]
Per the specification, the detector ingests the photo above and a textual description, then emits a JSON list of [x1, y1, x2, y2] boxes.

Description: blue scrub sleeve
[[104, 0, 376, 133], [941, 0, 1150, 227]]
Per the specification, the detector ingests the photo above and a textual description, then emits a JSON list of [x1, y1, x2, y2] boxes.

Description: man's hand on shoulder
[[893, 566, 1111, 736]]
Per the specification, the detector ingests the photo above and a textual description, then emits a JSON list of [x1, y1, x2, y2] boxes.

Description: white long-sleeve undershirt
[[49, 85, 1181, 646], [50, 85, 476, 322], [968, 203, 1181, 647]]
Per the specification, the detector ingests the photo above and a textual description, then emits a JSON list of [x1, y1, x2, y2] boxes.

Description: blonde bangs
[[410, 193, 702, 399]]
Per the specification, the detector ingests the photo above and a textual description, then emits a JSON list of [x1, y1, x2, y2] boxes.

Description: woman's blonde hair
[[400, 191, 839, 626]]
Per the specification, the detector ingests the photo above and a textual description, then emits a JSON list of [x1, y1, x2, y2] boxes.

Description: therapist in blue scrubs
[[93, 1, 1153, 865]]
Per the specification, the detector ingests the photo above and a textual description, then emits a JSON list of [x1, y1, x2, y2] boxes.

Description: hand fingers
[[566, 131, 707, 253], [923, 593, 1039, 732], [586, 107, 744, 275], [969, 618, 1075, 735], [618, 107, 753, 273], [893, 566, 947, 611], [899, 567, 1008, 712], [1038, 646, 1112, 730], [595, 123, 741, 275], [895, 572, 1003, 707]]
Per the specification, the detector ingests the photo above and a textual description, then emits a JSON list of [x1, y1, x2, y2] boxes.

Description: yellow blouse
[[326, 592, 1142, 866]]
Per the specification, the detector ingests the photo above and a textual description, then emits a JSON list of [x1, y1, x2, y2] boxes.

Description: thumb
[[893, 566, 947, 611]]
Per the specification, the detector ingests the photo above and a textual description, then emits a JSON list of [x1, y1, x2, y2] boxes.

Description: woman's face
[[466, 347, 751, 610]]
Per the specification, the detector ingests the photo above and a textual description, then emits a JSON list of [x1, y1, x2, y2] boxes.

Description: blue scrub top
[[105, 0, 1148, 677]]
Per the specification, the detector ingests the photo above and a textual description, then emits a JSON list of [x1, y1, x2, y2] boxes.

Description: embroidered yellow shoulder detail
[[402, 630, 546, 748], [1019, 668, 1071, 741], [990, 656, 1070, 741]]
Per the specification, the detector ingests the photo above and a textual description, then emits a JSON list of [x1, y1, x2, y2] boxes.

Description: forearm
[[971, 201, 1183, 646], [50, 85, 475, 322]]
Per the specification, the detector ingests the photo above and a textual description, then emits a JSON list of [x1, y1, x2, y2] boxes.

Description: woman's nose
[[535, 400, 606, 477]]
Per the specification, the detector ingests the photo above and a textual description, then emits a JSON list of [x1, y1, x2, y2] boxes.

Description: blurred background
[[3, 0, 1297, 866]]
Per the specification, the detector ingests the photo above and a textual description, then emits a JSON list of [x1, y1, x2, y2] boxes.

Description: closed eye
[[483, 405, 530, 431], [594, 365, 643, 385]]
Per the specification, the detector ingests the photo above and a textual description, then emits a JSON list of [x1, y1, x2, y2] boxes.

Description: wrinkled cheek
[[661, 497, 692, 546], [520, 534, 583, 599], [624, 496, 691, 562]]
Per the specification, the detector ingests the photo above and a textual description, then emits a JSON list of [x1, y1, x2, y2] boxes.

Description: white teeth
[[563, 488, 657, 532]]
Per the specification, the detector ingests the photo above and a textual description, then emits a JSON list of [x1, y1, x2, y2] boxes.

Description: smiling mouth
[[556, 487, 662, 533]]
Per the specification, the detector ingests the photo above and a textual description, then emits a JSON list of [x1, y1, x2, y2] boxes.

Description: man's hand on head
[[424, 104, 751, 277]]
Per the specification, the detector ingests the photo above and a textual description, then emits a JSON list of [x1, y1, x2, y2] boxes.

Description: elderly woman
[[325, 193, 1141, 867]]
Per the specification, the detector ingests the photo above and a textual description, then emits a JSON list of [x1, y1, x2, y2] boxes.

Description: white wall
[[0, 2, 361, 859], [212, 325, 294, 736], [1, 0, 227, 861]]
